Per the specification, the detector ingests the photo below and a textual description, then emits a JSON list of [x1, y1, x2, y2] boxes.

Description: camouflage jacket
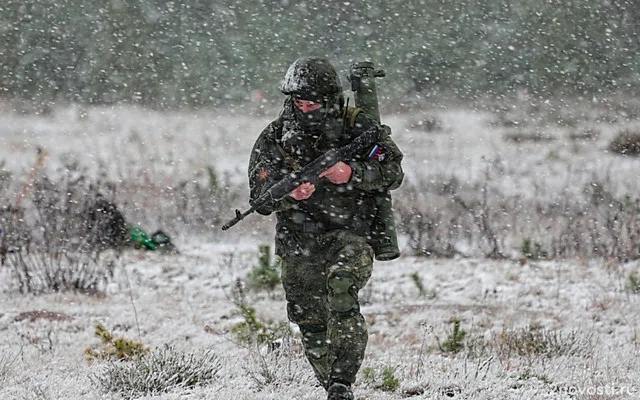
[[248, 100, 404, 259]]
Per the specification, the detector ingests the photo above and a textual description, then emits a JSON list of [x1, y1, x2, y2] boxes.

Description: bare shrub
[[31, 175, 126, 253], [9, 250, 119, 295], [608, 129, 640, 155], [1, 168, 30, 265], [397, 176, 507, 259], [4, 173, 123, 294], [93, 345, 221, 397], [0, 205, 32, 266], [452, 189, 506, 259], [548, 180, 640, 260], [397, 178, 463, 258], [407, 116, 444, 132], [399, 209, 460, 258]]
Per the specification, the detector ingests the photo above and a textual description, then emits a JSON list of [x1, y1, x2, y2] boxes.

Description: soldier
[[248, 57, 404, 400]]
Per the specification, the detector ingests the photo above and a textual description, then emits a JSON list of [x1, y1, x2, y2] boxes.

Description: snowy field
[[1, 97, 640, 399]]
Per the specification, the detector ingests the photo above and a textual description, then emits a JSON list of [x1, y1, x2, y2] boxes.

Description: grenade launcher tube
[[221, 125, 380, 230]]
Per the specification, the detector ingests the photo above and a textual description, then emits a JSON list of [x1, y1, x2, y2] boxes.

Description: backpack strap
[[276, 142, 302, 170], [272, 118, 302, 170], [345, 106, 362, 129]]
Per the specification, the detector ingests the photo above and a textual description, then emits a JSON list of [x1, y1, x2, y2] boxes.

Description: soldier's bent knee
[[328, 272, 358, 313]]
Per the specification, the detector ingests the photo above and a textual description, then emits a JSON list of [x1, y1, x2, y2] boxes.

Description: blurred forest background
[[2, 0, 640, 109]]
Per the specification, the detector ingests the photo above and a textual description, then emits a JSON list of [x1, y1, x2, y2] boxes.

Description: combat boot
[[327, 380, 354, 400]]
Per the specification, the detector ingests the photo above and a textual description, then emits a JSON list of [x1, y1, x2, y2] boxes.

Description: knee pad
[[328, 273, 357, 313]]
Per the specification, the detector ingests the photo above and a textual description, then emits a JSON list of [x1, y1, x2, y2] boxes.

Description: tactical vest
[[274, 106, 399, 261]]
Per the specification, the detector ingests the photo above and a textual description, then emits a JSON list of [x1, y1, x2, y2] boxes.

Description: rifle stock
[[221, 125, 379, 231]]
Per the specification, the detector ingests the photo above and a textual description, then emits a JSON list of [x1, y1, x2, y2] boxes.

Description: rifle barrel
[[221, 207, 255, 230]]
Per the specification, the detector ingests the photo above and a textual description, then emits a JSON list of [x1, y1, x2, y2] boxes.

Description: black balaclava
[[291, 94, 342, 132]]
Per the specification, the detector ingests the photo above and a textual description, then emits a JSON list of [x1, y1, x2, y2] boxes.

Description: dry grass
[[503, 130, 557, 143], [93, 345, 222, 397], [396, 173, 640, 261], [568, 128, 600, 141], [468, 326, 593, 361], [608, 129, 640, 155]]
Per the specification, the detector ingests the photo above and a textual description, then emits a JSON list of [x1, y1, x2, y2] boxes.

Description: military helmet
[[280, 57, 342, 99]]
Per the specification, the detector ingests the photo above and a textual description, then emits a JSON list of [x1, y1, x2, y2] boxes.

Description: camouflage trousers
[[279, 230, 374, 388]]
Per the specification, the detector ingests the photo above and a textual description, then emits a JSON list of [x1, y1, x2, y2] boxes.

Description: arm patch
[[367, 144, 385, 161]]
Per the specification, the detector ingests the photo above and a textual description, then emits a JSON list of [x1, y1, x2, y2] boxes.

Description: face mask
[[293, 104, 328, 129]]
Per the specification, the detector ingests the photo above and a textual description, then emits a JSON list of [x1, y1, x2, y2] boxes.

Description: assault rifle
[[221, 125, 380, 231]]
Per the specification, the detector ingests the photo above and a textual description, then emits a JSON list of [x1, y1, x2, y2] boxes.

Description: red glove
[[289, 182, 315, 201], [319, 161, 352, 184]]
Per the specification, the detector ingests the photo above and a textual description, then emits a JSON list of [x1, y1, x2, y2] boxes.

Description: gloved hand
[[319, 161, 352, 184], [289, 182, 316, 200]]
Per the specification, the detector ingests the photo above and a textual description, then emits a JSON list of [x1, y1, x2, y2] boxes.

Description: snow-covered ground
[[1, 100, 640, 399]]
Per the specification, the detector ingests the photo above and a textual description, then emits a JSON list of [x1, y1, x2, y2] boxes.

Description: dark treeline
[[1, 0, 639, 109]]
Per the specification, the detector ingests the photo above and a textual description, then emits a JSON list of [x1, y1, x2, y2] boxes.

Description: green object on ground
[[128, 226, 156, 250], [128, 226, 177, 253]]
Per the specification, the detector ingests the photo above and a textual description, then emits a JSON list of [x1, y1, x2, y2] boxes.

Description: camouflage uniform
[[248, 58, 404, 393]]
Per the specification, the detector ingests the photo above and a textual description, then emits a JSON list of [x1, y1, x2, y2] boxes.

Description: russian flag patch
[[368, 144, 385, 161]]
